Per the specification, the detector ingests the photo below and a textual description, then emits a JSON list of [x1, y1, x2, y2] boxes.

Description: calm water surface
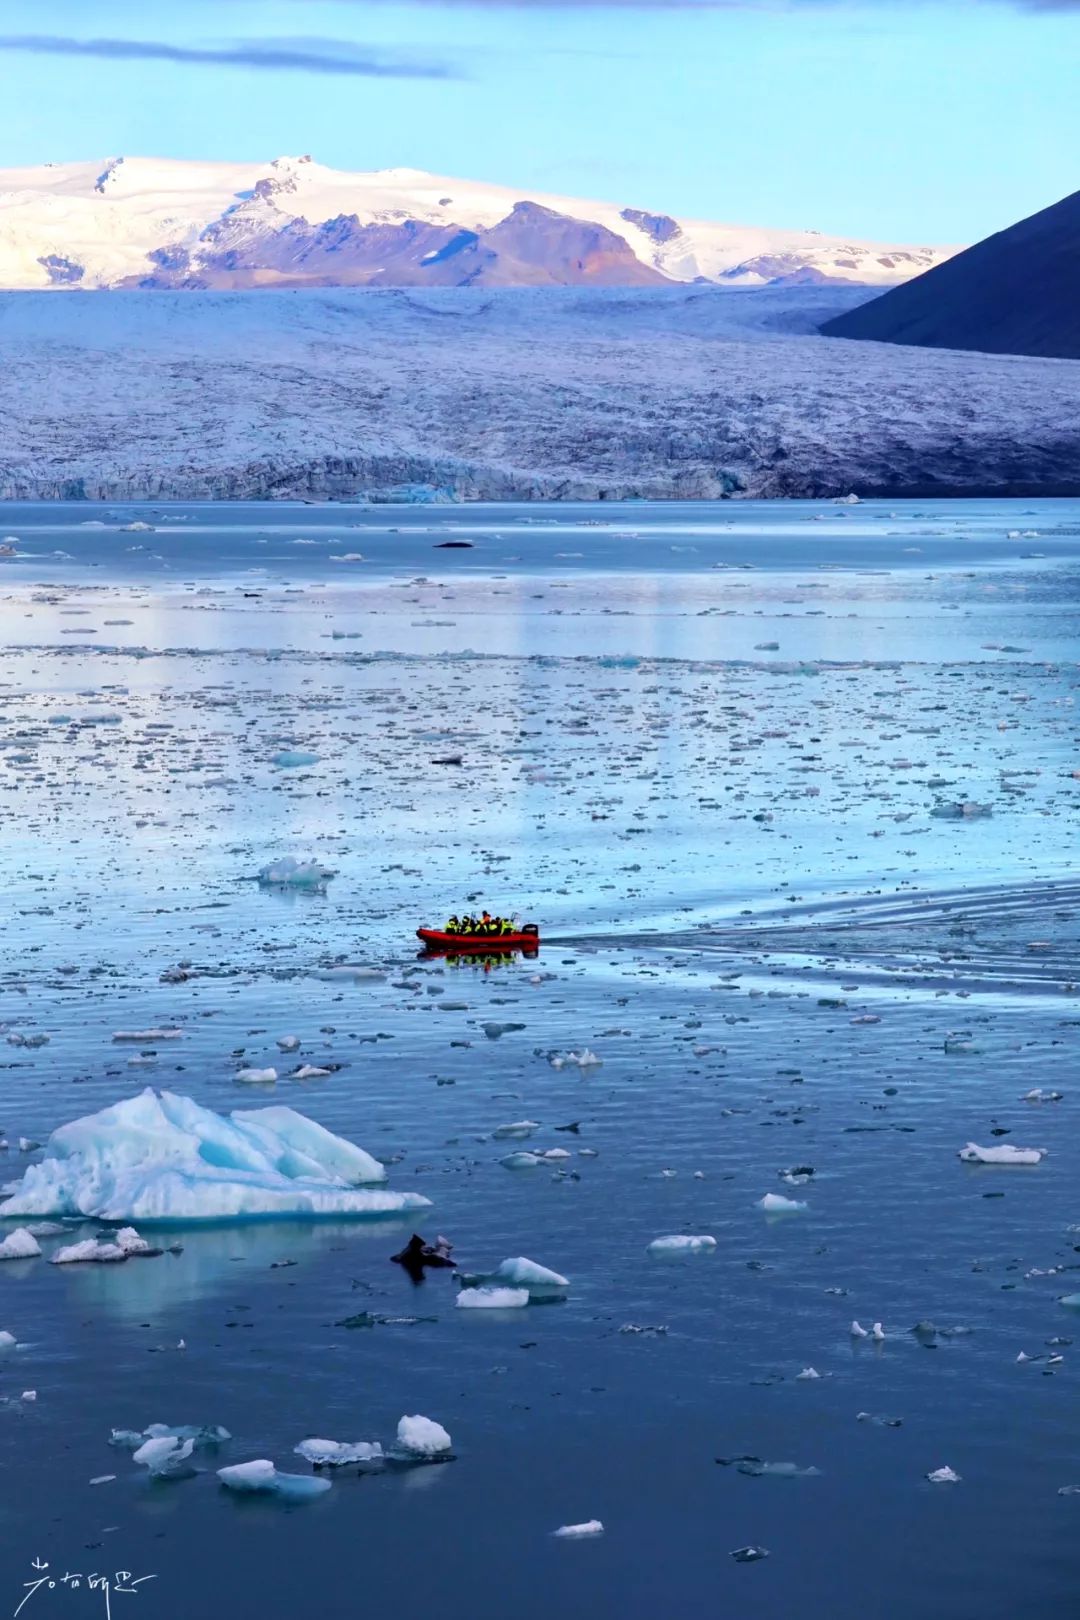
[[1, 500, 1078, 1620]]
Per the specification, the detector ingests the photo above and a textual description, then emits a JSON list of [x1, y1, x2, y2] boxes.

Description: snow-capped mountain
[[0, 155, 957, 291]]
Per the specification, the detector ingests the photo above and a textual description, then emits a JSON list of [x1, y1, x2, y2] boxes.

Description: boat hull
[[417, 928, 539, 951]]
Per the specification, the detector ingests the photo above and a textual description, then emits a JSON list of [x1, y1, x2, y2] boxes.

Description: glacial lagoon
[[1, 498, 1079, 1619]]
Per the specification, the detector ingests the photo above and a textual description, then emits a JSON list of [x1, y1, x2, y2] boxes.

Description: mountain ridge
[[0, 154, 957, 291]]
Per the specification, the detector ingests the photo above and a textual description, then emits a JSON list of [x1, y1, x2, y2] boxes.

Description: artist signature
[[15, 1561, 156, 1620]]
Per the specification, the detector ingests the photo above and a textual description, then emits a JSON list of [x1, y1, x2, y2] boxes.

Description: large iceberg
[[0, 1090, 431, 1223]]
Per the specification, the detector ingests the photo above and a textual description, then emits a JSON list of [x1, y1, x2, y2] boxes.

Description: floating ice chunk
[[294, 1439, 383, 1468], [292, 1066, 332, 1080], [850, 1321, 869, 1339], [758, 1193, 808, 1212], [0, 1228, 41, 1260], [500, 1151, 543, 1170], [958, 1142, 1044, 1166], [493, 1121, 540, 1140], [271, 751, 319, 769], [51, 1239, 128, 1264], [116, 1226, 153, 1255], [0, 1089, 429, 1223], [553, 1521, 603, 1538], [0, 1330, 16, 1350], [257, 857, 334, 888], [550, 1049, 602, 1070], [113, 1029, 182, 1042], [927, 1466, 960, 1484], [235, 1068, 278, 1085], [277, 1036, 300, 1053], [647, 1235, 717, 1255], [456, 1286, 530, 1309], [489, 1257, 569, 1296], [731, 1545, 770, 1563], [796, 1367, 822, 1380], [218, 1460, 331, 1500], [132, 1435, 195, 1477], [395, 1415, 451, 1457]]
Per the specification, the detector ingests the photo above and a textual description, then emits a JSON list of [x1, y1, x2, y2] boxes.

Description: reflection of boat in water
[[416, 946, 536, 967], [417, 925, 539, 955]]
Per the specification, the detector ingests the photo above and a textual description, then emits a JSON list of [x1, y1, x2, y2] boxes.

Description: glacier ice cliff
[[2, 286, 1079, 501]]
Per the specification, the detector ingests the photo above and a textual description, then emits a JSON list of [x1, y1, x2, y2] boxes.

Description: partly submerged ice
[[0, 1227, 41, 1260], [0, 1089, 431, 1223], [218, 1460, 331, 1501]]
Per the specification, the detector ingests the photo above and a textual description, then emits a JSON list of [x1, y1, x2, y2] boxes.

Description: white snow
[[646, 1235, 717, 1254], [3, 285, 1079, 502], [958, 1142, 1044, 1166], [456, 1286, 530, 1309], [0, 1227, 42, 1260], [395, 1415, 452, 1456], [0, 1088, 430, 1222], [294, 1438, 383, 1467], [0, 154, 955, 292]]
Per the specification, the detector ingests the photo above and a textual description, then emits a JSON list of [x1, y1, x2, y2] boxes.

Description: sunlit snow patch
[[0, 1089, 430, 1223]]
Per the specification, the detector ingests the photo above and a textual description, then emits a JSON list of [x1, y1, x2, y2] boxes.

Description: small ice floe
[[647, 1235, 717, 1256], [493, 1120, 540, 1140], [393, 1415, 452, 1459], [758, 1193, 807, 1213], [781, 1165, 814, 1186], [90, 1475, 116, 1486], [257, 857, 334, 888], [553, 1521, 603, 1539], [0, 1228, 41, 1261], [930, 801, 992, 820], [501, 1151, 543, 1170], [276, 1036, 301, 1053], [112, 1029, 182, 1042], [958, 1142, 1044, 1166], [731, 1546, 769, 1563], [111, 1423, 229, 1450], [6, 1032, 50, 1048], [857, 1413, 903, 1428], [456, 1286, 530, 1309], [132, 1435, 195, 1478], [271, 750, 319, 769], [0, 1330, 17, 1350], [1023, 1090, 1063, 1103], [718, 1457, 820, 1478], [235, 1068, 278, 1084], [52, 1226, 158, 1264], [1, 1089, 428, 1221], [292, 1065, 333, 1080], [294, 1439, 383, 1469], [1058, 1294, 1080, 1309], [218, 1460, 331, 1501], [549, 1050, 602, 1070], [927, 1466, 960, 1484], [329, 553, 365, 563], [796, 1367, 822, 1381], [488, 1257, 569, 1296]]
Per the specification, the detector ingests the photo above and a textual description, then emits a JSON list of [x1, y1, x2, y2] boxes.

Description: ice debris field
[[1, 498, 1079, 1620]]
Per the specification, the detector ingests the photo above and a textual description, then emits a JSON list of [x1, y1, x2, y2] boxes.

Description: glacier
[[2, 285, 1078, 503], [0, 1089, 431, 1222]]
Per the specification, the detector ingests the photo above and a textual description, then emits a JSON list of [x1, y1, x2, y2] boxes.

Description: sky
[[1, 0, 1078, 243]]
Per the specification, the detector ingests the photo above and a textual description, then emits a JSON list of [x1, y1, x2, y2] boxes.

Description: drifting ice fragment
[[501, 1152, 543, 1170], [235, 1069, 278, 1085], [0, 1089, 429, 1222], [52, 1239, 127, 1264], [553, 1521, 604, 1539], [456, 1287, 530, 1309], [927, 1466, 960, 1483], [731, 1546, 769, 1563], [271, 751, 319, 768], [0, 1228, 41, 1260], [112, 1029, 182, 1042], [295, 1439, 384, 1468], [489, 1257, 570, 1295], [218, 1460, 331, 1500], [647, 1235, 716, 1255], [958, 1142, 1044, 1166], [257, 857, 334, 888], [758, 1193, 808, 1212], [395, 1415, 452, 1457], [132, 1436, 195, 1477], [493, 1121, 540, 1140], [0, 1330, 16, 1350]]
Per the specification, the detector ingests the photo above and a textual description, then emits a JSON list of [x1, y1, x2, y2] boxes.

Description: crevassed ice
[[0, 1089, 431, 1223]]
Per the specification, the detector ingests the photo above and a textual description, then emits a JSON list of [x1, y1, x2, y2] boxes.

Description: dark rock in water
[[435, 541, 474, 548], [432, 756, 463, 766], [391, 1233, 455, 1282]]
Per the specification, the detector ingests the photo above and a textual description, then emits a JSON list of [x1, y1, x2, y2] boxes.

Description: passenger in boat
[[445, 915, 460, 934], [481, 910, 494, 934]]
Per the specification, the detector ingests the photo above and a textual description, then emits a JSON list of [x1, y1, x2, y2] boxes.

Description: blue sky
[[2, 0, 1079, 242]]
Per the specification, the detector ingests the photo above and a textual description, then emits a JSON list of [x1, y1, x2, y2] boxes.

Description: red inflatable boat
[[417, 925, 540, 951]]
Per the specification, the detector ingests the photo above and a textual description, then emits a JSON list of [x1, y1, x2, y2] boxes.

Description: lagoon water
[[1, 499, 1079, 1619]]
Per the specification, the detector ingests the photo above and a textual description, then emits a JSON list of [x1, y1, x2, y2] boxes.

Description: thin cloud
[[0, 34, 459, 78]]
